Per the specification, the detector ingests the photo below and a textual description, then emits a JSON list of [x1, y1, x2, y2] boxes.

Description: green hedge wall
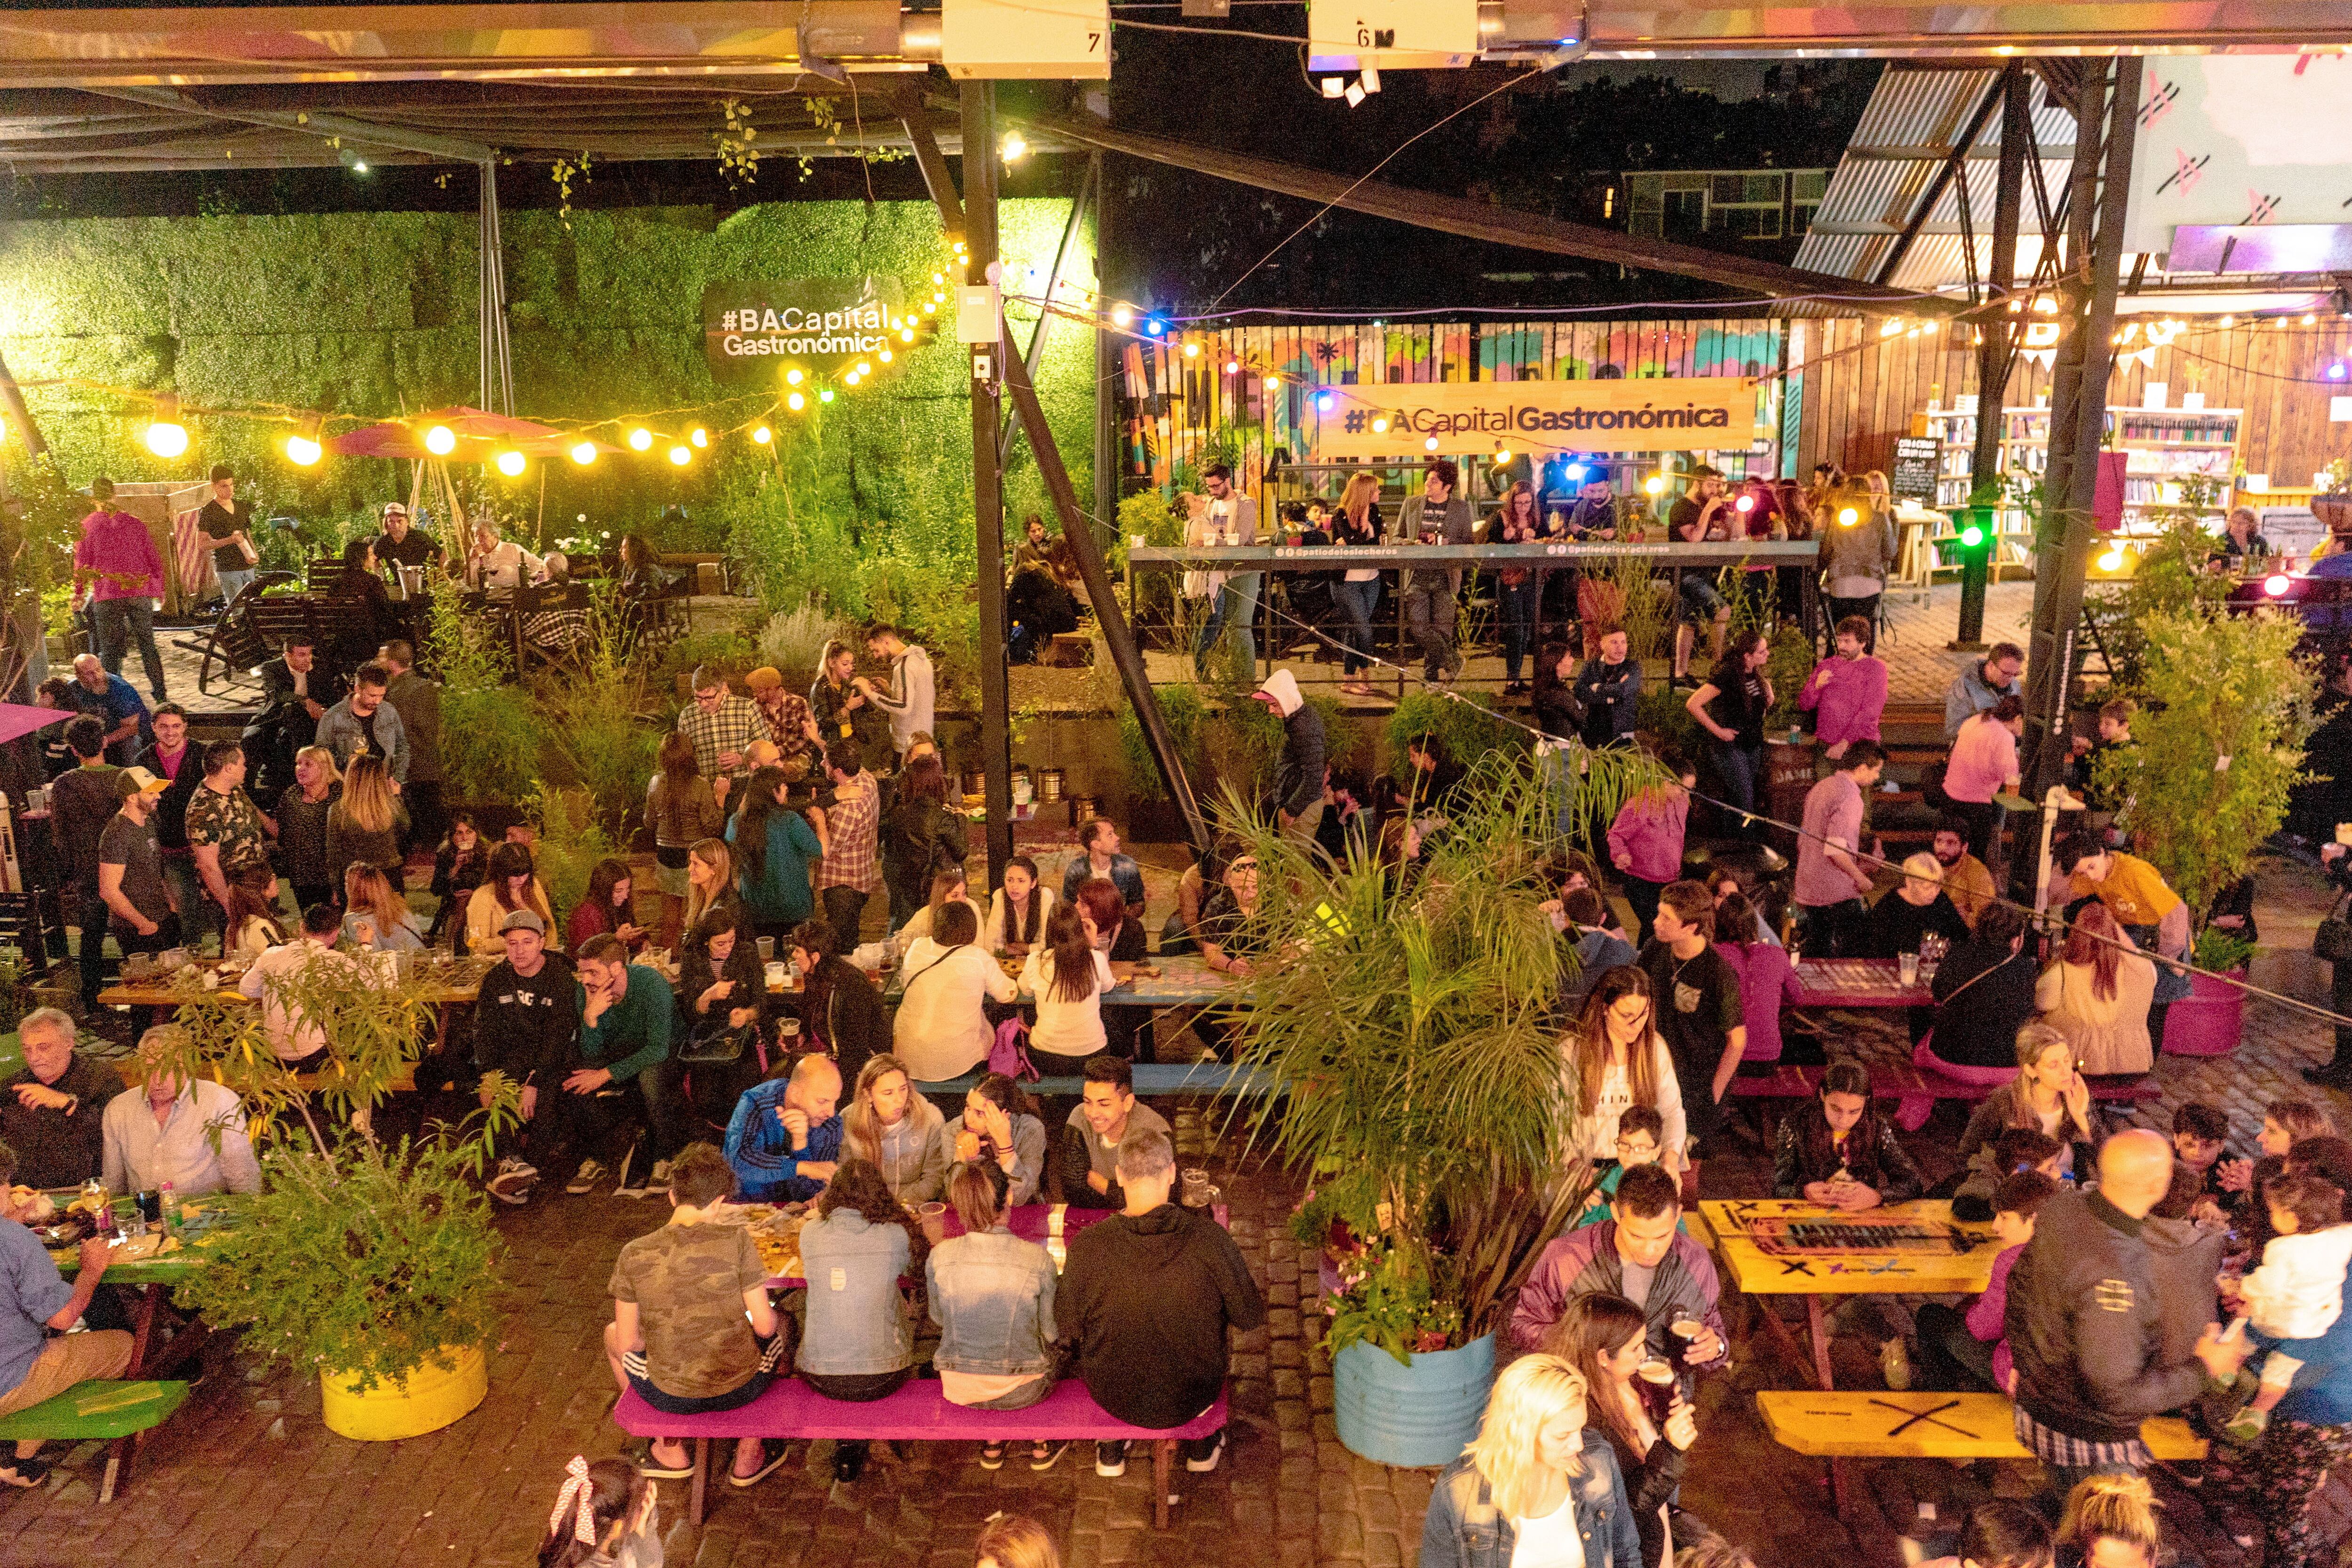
[[0, 197, 1094, 553]]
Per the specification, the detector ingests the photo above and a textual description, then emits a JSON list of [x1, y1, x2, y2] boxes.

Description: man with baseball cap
[[1249, 669, 1327, 847], [475, 908, 578, 1205], [96, 766, 178, 972], [373, 501, 443, 572]]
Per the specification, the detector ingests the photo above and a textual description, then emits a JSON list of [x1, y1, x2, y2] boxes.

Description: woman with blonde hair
[[2034, 900, 2158, 1075], [325, 751, 408, 894], [2055, 1473, 2161, 1568], [646, 730, 721, 949], [1955, 1021, 2104, 1184], [1563, 966, 1687, 1176], [1420, 1352, 1641, 1568], [1863, 852, 1969, 962], [841, 1053, 947, 1205], [974, 1514, 1060, 1568], [682, 837, 739, 942], [275, 743, 342, 911], [343, 863, 423, 952], [1330, 468, 1386, 696]]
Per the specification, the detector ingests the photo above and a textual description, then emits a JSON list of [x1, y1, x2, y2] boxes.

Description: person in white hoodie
[[1249, 668, 1327, 847]]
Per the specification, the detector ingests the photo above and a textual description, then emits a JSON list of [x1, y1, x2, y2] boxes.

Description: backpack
[[989, 1015, 1039, 1082]]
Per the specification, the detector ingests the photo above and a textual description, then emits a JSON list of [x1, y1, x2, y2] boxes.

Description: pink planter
[[2160, 969, 2247, 1057]]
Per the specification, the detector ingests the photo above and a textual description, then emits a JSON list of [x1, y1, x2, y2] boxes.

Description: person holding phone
[[1955, 1022, 2104, 1186]]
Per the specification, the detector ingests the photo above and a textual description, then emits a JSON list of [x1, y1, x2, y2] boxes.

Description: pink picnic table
[[1787, 957, 1932, 1010]]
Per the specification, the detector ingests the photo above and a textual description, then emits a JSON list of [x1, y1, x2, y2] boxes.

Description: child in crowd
[[1912, 1500, 2054, 1568], [1951, 1126, 2064, 1222], [2172, 1100, 2251, 1222], [1916, 1170, 2053, 1393], [1573, 1104, 1670, 1228], [2226, 1171, 2352, 1441], [1555, 886, 1637, 1021]]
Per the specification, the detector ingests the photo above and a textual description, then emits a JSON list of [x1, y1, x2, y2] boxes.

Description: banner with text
[[1311, 377, 1762, 458], [704, 277, 912, 385]]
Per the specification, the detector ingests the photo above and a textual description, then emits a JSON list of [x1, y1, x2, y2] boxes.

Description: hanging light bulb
[[787, 390, 807, 412], [819, 388, 835, 404], [690, 427, 708, 449], [667, 445, 691, 467], [1263, 375, 1280, 393], [931, 271, 946, 285], [878, 348, 893, 364], [628, 428, 653, 452], [423, 423, 456, 457], [1644, 475, 1666, 496], [855, 362, 873, 377], [283, 413, 324, 468], [1224, 358, 1240, 375], [1314, 391, 1335, 413], [570, 440, 597, 466], [1370, 417, 1390, 434], [786, 367, 805, 387], [495, 450, 526, 478], [1839, 507, 1860, 527], [2098, 545, 2126, 572], [1493, 447, 1512, 465], [1111, 304, 1134, 328], [752, 424, 774, 444], [899, 327, 915, 343], [1184, 342, 1200, 359], [1423, 436, 1440, 452], [1001, 133, 1028, 163]]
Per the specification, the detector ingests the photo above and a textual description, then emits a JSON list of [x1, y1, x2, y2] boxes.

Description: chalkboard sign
[[1891, 437, 1941, 505]]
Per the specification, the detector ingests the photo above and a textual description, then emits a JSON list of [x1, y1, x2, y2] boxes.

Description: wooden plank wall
[[1118, 317, 1784, 494], [1793, 317, 2352, 487]]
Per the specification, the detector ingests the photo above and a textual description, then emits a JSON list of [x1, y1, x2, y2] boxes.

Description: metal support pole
[[0, 348, 50, 459], [2020, 56, 2141, 804], [1957, 61, 2030, 651], [1092, 152, 1116, 549], [479, 159, 513, 415], [961, 83, 1014, 885]]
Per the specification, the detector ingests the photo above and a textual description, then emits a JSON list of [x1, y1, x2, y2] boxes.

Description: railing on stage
[[1122, 540, 1825, 694]]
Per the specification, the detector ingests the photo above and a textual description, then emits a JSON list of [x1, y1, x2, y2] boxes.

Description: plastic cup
[[756, 936, 776, 964], [919, 1201, 948, 1244], [1899, 952, 1920, 985]]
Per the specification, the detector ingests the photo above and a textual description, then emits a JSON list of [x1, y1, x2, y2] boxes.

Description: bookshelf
[[1997, 404, 2241, 537]]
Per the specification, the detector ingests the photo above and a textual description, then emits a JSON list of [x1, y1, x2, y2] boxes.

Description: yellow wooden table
[[1698, 1199, 2001, 1392]]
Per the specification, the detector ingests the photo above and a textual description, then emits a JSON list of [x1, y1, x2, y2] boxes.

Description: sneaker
[[832, 1441, 868, 1483], [2225, 1404, 2272, 1444], [1880, 1337, 1911, 1392], [487, 1158, 537, 1206], [730, 1439, 792, 1488], [2304, 1065, 2352, 1089], [1183, 1430, 1227, 1472], [637, 1445, 695, 1480], [978, 1441, 1007, 1471], [649, 1158, 673, 1189], [565, 1159, 605, 1195], [1094, 1441, 1127, 1478], [1030, 1441, 1070, 1472]]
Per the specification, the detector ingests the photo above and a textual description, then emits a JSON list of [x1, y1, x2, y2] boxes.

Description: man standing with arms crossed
[[1397, 460, 1475, 685]]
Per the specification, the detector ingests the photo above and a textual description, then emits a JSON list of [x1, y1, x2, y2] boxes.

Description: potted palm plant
[[1224, 747, 1651, 1465], [156, 962, 521, 1440], [2093, 602, 2317, 1055]]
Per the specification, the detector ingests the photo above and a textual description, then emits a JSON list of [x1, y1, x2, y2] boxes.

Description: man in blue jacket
[[724, 1054, 842, 1202]]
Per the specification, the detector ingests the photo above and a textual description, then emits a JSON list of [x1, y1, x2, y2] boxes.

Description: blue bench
[[613, 1377, 1228, 1527]]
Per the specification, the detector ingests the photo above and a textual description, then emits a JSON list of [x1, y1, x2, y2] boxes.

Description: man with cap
[[474, 907, 579, 1206], [96, 765, 178, 970], [1250, 669, 1327, 847], [744, 666, 820, 785], [70, 475, 167, 704], [194, 463, 257, 609], [373, 501, 443, 573]]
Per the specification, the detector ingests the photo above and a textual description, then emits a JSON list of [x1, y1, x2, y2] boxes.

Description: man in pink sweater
[[1605, 748, 1694, 946], [1797, 616, 1889, 759], [1793, 743, 1883, 957]]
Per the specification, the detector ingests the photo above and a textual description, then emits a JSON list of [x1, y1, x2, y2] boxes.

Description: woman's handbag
[[989, 1016, 1039, 1082], [2316, 890, 2352, 964]]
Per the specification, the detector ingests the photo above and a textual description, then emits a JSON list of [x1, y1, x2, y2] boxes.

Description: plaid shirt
[[818, 770, 882, 893], [2011, 1402, 2152, 1473], [675, 693, 763, 781]]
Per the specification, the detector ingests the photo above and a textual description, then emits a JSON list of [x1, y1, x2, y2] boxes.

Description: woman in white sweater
[[1559, 965, 1688, 1173], [1019, 904, 1116, 1067], [892, 900, 1018, 1082], [890, 867, 989, 963]]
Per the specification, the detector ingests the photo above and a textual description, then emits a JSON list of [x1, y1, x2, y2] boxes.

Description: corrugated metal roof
[[1792, 64, 2079, 297]]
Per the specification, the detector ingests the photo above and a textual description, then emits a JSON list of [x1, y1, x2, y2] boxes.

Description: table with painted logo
[[1786, 958, 1933, 1011]]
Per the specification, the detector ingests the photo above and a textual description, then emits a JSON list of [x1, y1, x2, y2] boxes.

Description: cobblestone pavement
[[4, 845, 2344, 1568]]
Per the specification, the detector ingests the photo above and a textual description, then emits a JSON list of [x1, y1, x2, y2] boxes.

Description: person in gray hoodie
[[1396, 459, 1475, 682], [1251, 668, 1327, 847]]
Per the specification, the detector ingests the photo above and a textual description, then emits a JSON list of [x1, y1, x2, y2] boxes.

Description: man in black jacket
[[2004, 1127, 2236, 1494], [1059, 1124, 1264, 1480], [1250, 668, 1326, 848], [473, 910, 579, 1205]]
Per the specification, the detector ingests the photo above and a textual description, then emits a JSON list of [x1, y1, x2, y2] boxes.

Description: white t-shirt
[[1511, 1493, 1587, 1568], [1020, 946, 1116, 1059], [1587, 1061, 1632, 1161]]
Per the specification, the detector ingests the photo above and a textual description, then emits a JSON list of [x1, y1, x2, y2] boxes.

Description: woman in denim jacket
[[1419, 1354, 1642, 1568], [929, 1163, 1063, 1468], [796, 1158, 929, 1484]]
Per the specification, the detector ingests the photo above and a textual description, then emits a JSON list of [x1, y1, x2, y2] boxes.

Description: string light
[[690, 427, 708, 448], [1184, 342, 1200, 358], [1370, 417, 1390, 434], [1493, 446, 1511, 464], [423, 423, 456, 456], [1224, 358, 1240, 374], [283, 413, 323, 467], [819, 389, 835, 403], [785, 368, 804, 386], [786, 390, 807, 412], [1263, 375, 1280, 393], [1644, 475, 1666, 496], [495, 449, 526, 477], [878, 349, 893, 364], [1423, 436, 1439, 452], [1001, 133, 1028, 163], [570, 440, 597, 465], [752, 424, 774, 443], [628, 428, 653, 452], [667, 444, 691, 466], [1111, 304, 1134, 327], [899, 328, 915, 343], [855, 362, 872, 377], [1838, 507, 1859, 526], [1314, 391, 1334, 413]]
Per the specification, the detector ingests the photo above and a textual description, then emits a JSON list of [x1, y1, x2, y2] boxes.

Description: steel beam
[[962, 82, 1014, 886]]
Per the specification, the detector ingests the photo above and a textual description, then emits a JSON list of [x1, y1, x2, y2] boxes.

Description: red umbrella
[[0, 703, 70, 748], [328, 406, 616, 461]]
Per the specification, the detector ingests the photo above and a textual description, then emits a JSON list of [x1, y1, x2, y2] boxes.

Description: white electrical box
[[1307, 0, 1478, 71], [942, 0, 1111, 79], [956, 284, 1001, 346]]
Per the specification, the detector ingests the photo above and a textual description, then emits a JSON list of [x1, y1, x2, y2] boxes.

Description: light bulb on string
[[1263, 375, 1280, 393], [752, 424, 774, 444], [495, 450, 526, 478], [819, 389, 835, 404], [1224, 359, 1240, 375], [628, 428, 653, 452], [856, 362, 873, 377], [2098, 546, 2125, 571], [786, 368, 805, 387], [423, 423, 456, 457], [690, 428, 708, 449], [283, 413, 324, 468], [787, 391, 806, 412], [667, 445, 691, 467], [1493, 447, 1511, 465], [569, 440, 597, 466], [1423, 436, 1439, 452], [1314, 391, 1334, 414], [1110, 304, 1134, 328], [1371, 417, 1390, 434], [879, 349, 893, 364], [1644, 475, 1666, 496], [1184, 342, 1200, 359], [1838, 507, 1859, 526], [899, 328, 915, 343]]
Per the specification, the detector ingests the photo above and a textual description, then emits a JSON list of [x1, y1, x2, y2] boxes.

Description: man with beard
[[1931, 814, 1999, 932]]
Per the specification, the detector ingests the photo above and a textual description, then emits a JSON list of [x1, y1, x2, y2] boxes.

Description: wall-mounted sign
[[1311, 377, 1763, 458], [1307, 0, 1478, 70], [703, 277, 912, 385], [941, 0, 1110, 79]]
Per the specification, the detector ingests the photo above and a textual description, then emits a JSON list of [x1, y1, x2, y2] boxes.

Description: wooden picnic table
[[52, 1198, 237, 1382], [1698, 1198, 2001, 1390], [751, 1198, 1227, 1289], [1787, 957, 1933, 1010]]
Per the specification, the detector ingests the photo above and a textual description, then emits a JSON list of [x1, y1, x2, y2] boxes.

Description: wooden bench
[[613, 1378, 1228, 1527], [1758, 1389, 2204, 1461], [0, 1379, 191, 1502], [1729, 1061, 2158, 1132], [918, 1063, 1279, 1099]]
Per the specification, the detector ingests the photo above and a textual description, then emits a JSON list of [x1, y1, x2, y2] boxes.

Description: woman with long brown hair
[[1548, 1292, 1700, 1568], [1021, 902, 1114, 1067], [326, 751, 407, 894], [881, 754, 969, 930], [1330, 469, 1385, 697], [2034, 901, 2159, 1075], [1769, 1058, 1921, 1208], [646, 729, 720, 948], [1564, 967, 1686, 1176], [841, 1053, 947, 1204], [796, 1155, 929, 1483], [568, 856, 648, 955], [1492, 479, 1544, 695], [465, 839, 556, 954]]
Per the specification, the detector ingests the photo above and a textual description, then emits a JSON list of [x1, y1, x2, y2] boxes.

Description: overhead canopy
[[329, 407, 614, 461]]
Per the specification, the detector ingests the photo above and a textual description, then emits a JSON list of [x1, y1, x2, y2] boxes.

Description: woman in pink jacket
[[1606, 749, 1694, 947]]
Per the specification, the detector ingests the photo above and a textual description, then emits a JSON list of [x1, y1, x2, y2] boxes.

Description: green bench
[[0, 1379, 190, 1502]]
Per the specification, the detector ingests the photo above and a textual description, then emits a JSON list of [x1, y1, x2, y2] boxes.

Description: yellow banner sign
[[1311, 377, 1763, 457]]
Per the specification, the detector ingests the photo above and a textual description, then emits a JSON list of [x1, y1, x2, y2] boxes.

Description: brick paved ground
[[8, 794, 2344, 1568]]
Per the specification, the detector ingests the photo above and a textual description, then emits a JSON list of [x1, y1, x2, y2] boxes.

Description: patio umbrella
[[327, 407, 616, 461], [0, 703, 69, 748]]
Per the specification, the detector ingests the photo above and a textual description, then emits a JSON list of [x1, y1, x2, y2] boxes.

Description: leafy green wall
[[0, 198, 1095, 552]]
